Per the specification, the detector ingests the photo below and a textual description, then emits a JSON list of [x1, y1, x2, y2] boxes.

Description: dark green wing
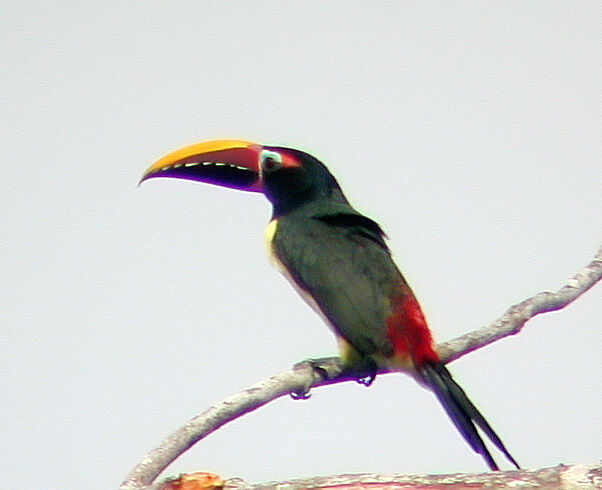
[[273, 210, 403, 358]]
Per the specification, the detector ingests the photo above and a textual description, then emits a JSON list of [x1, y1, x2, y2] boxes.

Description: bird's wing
[[273, 212, 403, 358]]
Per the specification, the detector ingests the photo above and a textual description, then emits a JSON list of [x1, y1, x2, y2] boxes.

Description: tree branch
[[119, 245, 602, 490], [223, 462, 602, 489], [436, 244, 602, 363]]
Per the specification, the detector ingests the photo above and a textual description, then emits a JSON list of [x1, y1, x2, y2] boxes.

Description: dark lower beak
[[140, 139, 263, 192]]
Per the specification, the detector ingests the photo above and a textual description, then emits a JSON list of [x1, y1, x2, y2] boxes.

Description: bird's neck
[[270, 186, 350, 219]]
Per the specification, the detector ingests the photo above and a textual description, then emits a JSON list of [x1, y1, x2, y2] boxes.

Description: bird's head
[[140, 139, 345, 214]]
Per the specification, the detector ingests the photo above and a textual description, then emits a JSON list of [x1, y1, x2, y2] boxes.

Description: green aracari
[[140, 139, 520, 471]]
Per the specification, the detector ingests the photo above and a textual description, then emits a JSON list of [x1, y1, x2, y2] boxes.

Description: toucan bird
[[140, 139, 520, 471]]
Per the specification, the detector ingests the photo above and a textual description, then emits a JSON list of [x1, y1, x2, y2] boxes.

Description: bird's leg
[[289, 356, 377, 400], [351, 358, 378, 387], [336, 356, 379, 387]]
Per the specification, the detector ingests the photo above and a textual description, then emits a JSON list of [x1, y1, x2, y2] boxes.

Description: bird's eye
[[260, 150, 282, 171]]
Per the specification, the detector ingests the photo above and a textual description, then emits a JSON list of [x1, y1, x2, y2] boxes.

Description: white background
[[2, 2, 601, 489]]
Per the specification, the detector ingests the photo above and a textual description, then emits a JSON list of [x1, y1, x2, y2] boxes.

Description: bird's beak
[[140, 139, 263, 192]]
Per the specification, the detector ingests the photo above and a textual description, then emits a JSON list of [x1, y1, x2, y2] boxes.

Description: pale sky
[[2, 2, 601, 489]]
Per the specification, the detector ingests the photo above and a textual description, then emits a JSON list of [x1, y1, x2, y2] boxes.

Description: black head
[[259, 146, 349, 216]]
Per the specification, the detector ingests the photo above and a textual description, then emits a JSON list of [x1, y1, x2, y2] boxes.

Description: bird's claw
[[354, 359, 377, 387], [290, 390, 311, 400], [289, 358, 334, 400], [356, 374, 375, 387]]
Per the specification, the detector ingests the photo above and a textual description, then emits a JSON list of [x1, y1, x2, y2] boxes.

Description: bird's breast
[[264, 219, 280, 267], [264, 218, 338, 334]]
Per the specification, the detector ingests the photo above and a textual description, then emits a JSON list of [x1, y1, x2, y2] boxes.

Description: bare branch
[[437, 245, 602, 363], [224, 462, 602, 489], [119, 245, 602, 490]]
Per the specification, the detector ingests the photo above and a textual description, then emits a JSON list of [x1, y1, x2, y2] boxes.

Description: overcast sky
[[2, 2, 601, 489]]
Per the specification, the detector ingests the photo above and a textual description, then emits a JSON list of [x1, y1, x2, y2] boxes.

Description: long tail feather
[[419, 362, 520, 471]]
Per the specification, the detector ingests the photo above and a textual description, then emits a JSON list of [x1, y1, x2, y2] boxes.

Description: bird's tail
[[418, 362, 520, 471]]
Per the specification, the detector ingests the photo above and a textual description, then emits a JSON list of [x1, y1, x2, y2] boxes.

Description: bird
[[140, 139, 520, 471]]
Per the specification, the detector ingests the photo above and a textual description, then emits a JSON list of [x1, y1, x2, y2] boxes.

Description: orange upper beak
[[140, 139, 263, 192]]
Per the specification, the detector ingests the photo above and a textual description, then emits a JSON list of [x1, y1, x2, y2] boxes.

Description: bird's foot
[[353, 359, 378, 387], [290, 390, 311, 400], [290, 357, 340, 400], [356, 374, 375, 387]]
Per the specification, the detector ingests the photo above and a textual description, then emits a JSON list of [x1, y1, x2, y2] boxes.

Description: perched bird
[[141, 139, 519, 471]]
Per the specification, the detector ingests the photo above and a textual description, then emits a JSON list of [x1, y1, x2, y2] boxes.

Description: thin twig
[[119, 245, 602, 490]]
